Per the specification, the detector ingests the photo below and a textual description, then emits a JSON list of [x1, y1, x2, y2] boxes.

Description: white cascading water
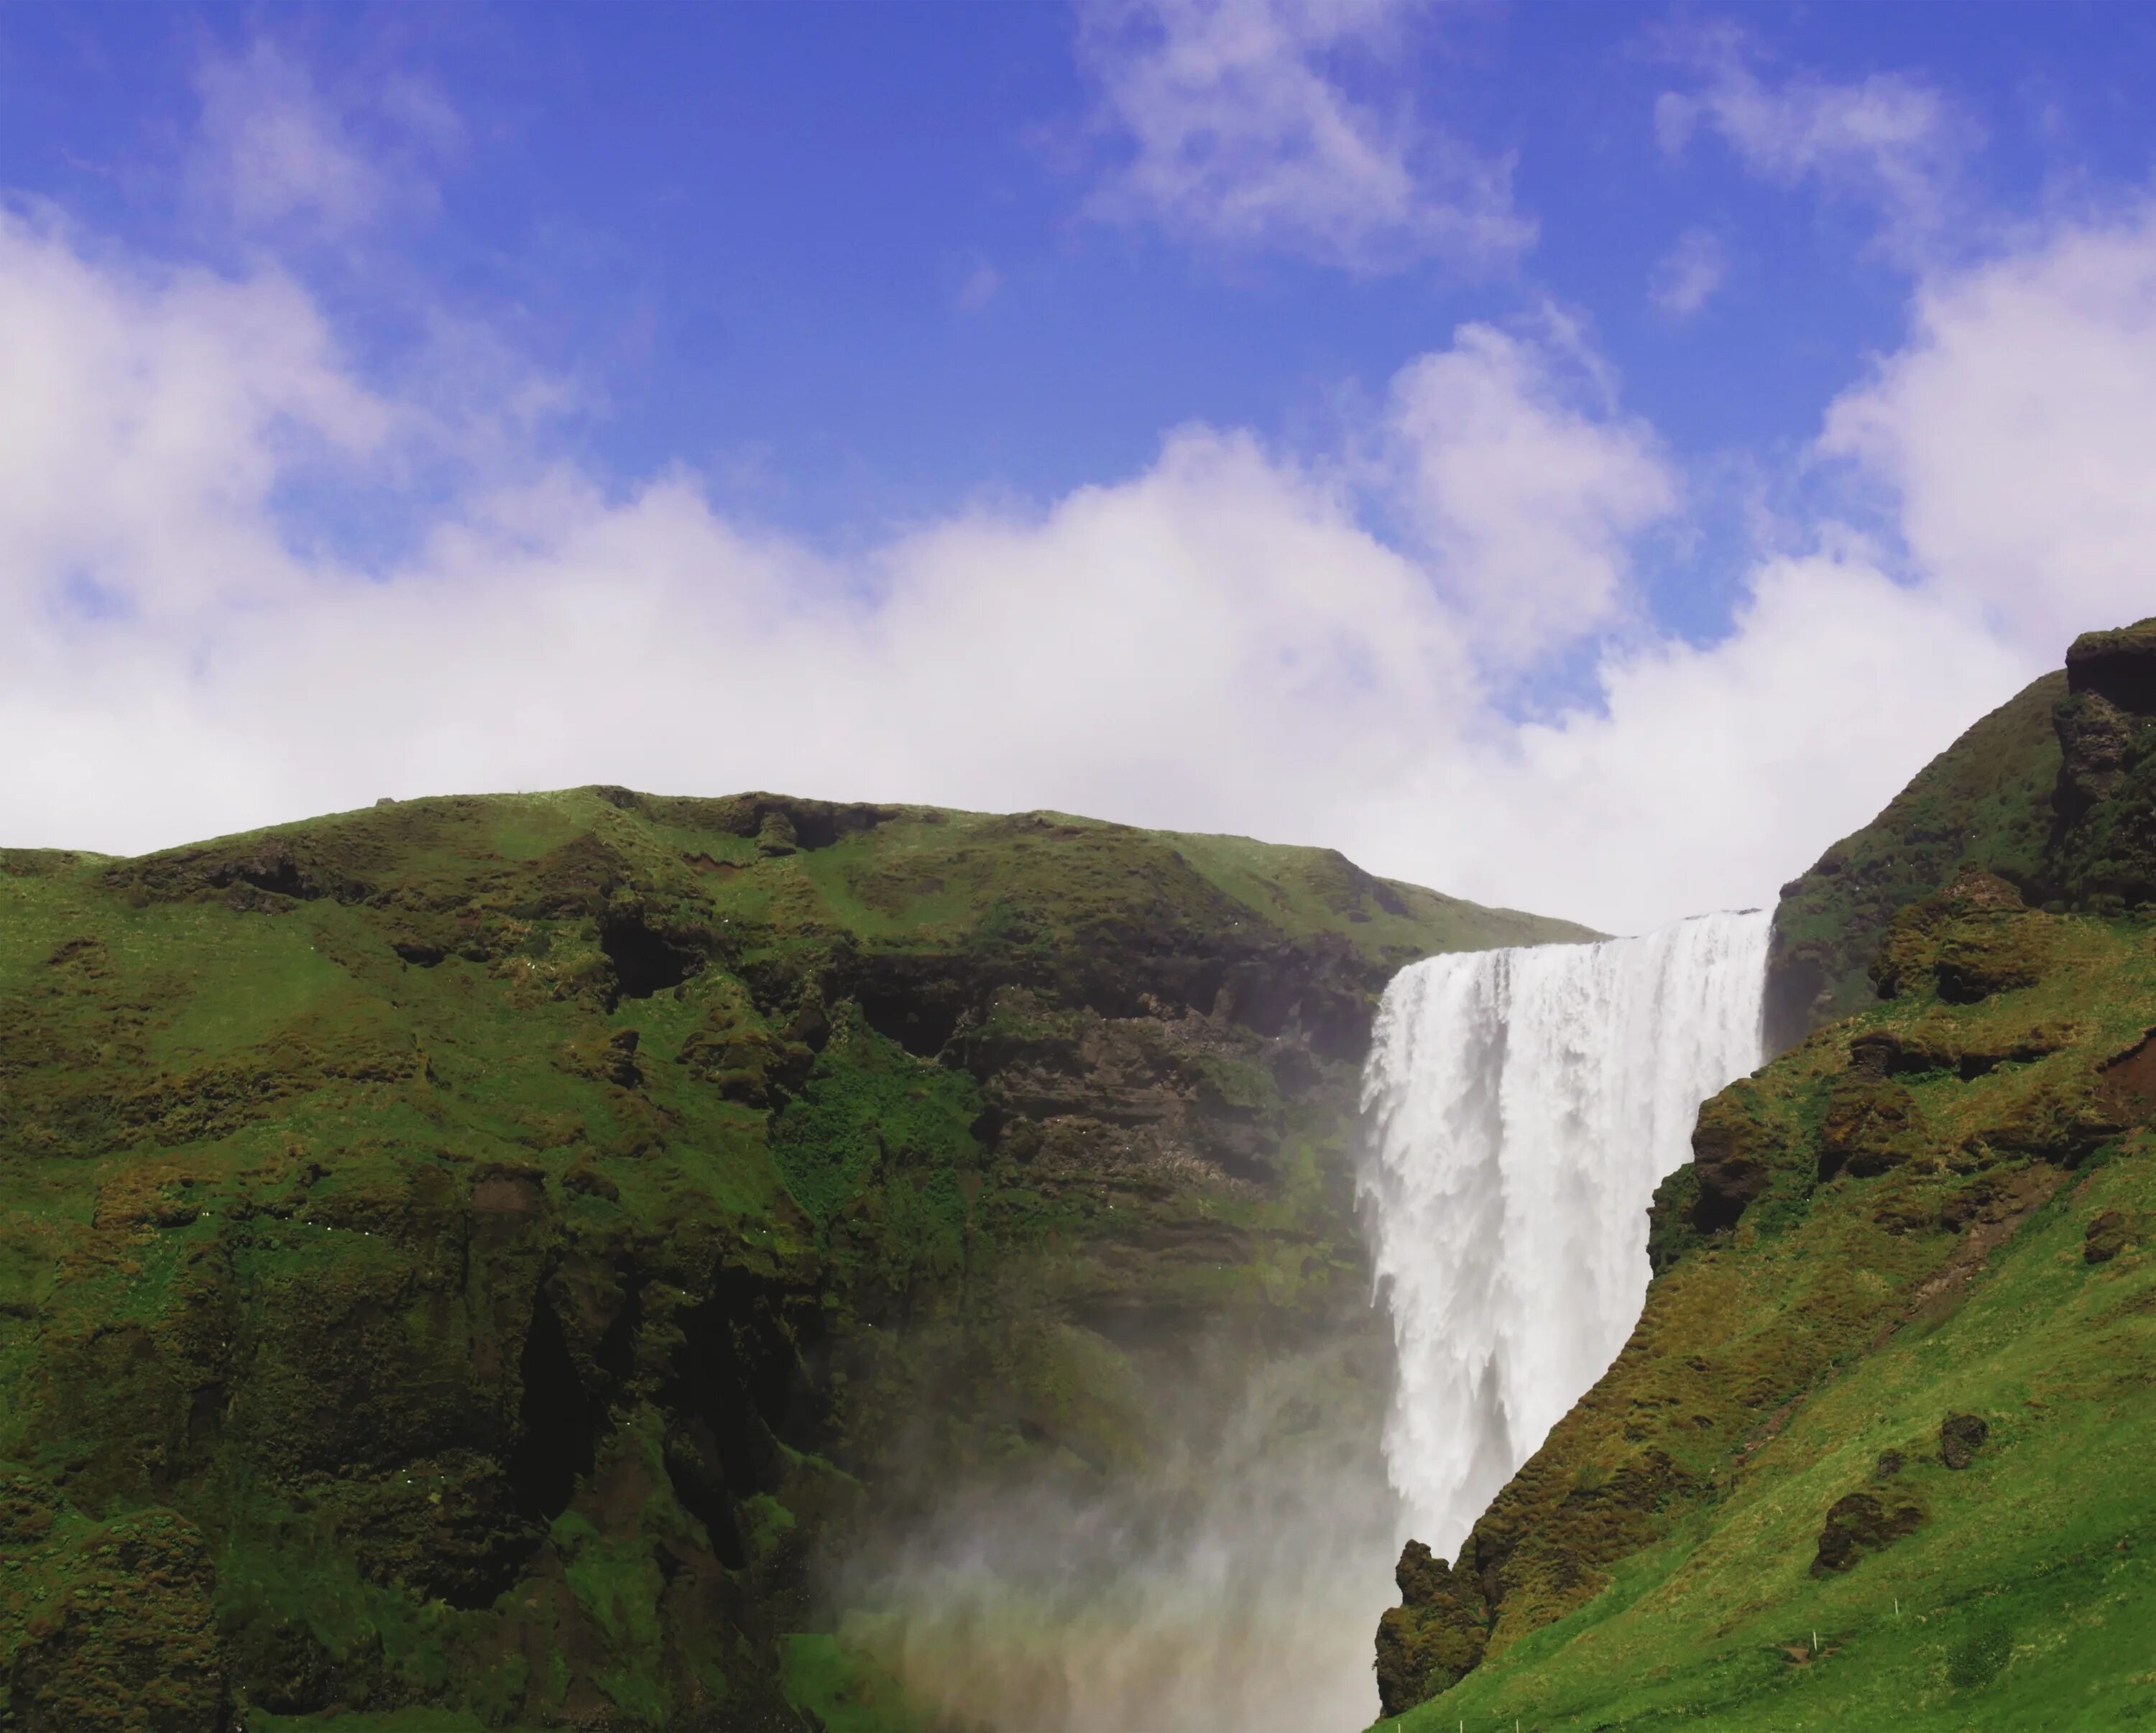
[[1360, 909, 1772, 1560]]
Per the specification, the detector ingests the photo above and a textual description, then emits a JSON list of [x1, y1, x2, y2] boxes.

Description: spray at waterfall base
[[830, 1317, 1402, 1733], [829, 913, 1770, 1732]]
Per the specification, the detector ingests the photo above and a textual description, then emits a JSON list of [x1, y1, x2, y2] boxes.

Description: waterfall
[[1359, 910, 1772, 1559]]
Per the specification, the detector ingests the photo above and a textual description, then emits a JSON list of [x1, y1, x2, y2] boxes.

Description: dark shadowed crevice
[[858, 986, 964, 1058], [663, 1418, 750, 1569], [507, 1290, 598, 1520], [599, 911, 701, 1001]]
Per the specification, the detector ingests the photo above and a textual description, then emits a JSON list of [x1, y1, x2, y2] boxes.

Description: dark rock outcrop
[[2085, 1209, 2132, 1263], [1940, 1413, 1989, 1470], [1687, 1082, 1779, 1231], [1810, 1489, 1923, 1575], [1818, 1073, 1930, 1180], [1375, 1540, 1491, 1715]]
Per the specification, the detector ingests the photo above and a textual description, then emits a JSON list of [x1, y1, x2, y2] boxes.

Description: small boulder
[[2086, 1209, 2131, 1265], [1811, 1490, 1923, 1575], [1940, 1413, 1989, 1470]]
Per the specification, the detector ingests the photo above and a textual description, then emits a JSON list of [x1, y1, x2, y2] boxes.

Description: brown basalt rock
[[2086, 1209, 2132, 1264], [2099, 1029, 2156, 1123], [1819, 1074, 1930, 1181], [1848, 1019, 2073, 1081], [1688, 1081, 1781, 1232]]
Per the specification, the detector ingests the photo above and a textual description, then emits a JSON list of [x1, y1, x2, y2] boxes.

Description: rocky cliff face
[[0, 790, 1585, 1730], [1377, 620, 2156, 1729]]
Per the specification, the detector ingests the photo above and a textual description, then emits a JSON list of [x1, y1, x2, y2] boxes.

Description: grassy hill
[[0, 788, 1586, 1730], [1377, 621, 2156, 1729]]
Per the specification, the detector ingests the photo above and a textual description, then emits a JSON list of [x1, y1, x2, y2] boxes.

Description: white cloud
[[0, 207, 391, 625], [1650, 228, 1727, 316], [1076, 0, 1532, 272], [6, 185, 2151, 935], [1344, 554, 2043, 928], [1386, 324, 1677, 661], [192, 41, 384, 231], [1824, 205, 2156, 650], [188, 39, 457, 236], [1657, 36, 1971, 245]]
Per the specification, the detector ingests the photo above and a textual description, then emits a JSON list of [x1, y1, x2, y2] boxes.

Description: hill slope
[[0, 789, 1587, 1730], [1376, 621, 2156, 1728]]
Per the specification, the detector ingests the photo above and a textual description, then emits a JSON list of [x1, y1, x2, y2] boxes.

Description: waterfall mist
[[1359, 910, 1772, 1558], [838, 912, 1769, 1731], [835, 1320, 1401, 1732]]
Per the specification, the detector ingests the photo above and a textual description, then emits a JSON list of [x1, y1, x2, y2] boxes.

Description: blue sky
[[3, 1, 2155, 929]]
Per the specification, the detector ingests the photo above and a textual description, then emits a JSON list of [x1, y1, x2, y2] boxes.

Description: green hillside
[[1763, 670, 2066, 1050], [1376, 621, 2156, 1728], [0, 789, 1586, 1730]]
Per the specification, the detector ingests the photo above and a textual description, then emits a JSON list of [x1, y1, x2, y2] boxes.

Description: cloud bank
[[6, 41, 2151, 935]]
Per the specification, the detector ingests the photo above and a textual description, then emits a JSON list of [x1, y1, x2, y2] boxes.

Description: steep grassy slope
[[0, 789, 1586, 1730], [1766, 617, 2156, 1052], [1763, 670, 2066, 1050], [1377, 621, 2156, 1728]]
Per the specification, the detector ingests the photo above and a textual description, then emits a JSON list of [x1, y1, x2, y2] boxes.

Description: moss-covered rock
[[1376, 1540, 1489, 1715], [1818, 1073, 1931, 1180], [6, 1507, 226, 1732], [1810, 1487, 1923, 1576], [1766, 675, 2065, 1048], [1769, 618, 2156, 1049]]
